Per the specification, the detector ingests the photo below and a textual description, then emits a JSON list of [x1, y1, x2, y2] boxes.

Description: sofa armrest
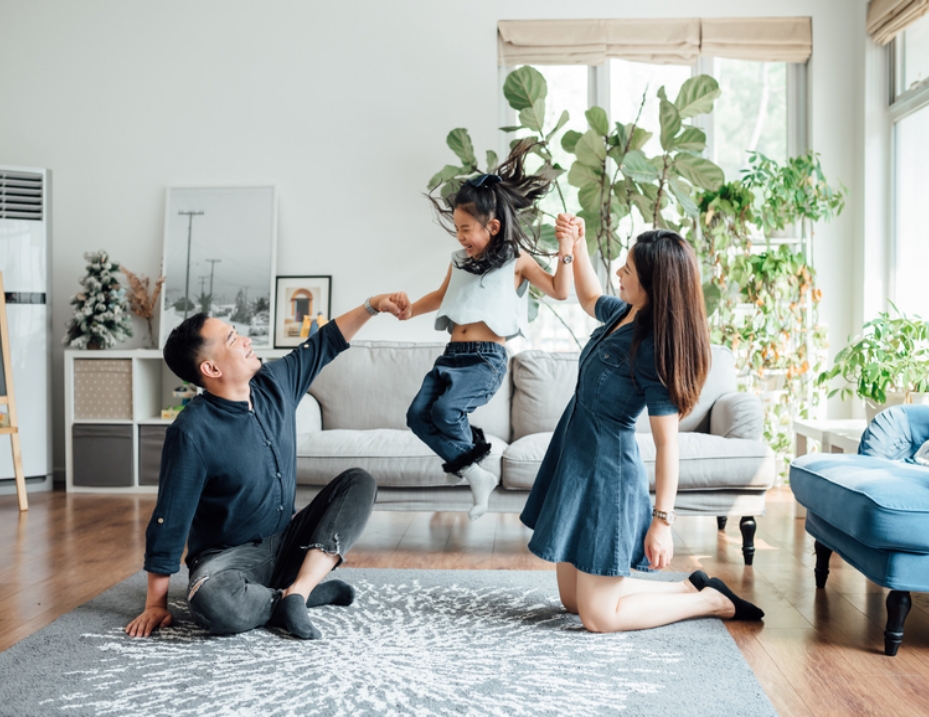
[[296, 393, 323, 438], [709, 392, 763, 440]]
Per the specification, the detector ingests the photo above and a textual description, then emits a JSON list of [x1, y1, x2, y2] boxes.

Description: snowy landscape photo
[[159, 186, 276, 348]]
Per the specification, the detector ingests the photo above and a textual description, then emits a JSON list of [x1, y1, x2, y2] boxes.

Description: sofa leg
[[813, 540, 832, 589], [885, 590, 912, 657], [739, 516, 756, 566], [717, 516, 728, 531]]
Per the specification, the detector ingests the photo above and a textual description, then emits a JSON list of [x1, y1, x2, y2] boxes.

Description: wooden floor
[[3, 487, 929, 716]]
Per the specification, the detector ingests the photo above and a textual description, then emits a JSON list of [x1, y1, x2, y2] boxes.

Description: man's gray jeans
[[185, 468, 377, 635]]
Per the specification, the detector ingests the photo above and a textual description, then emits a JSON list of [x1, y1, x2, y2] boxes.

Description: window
[[891, 17, 929, 318], [894, 104, 929, 318], [895, 12, 929, 98], [502, 57, 800, 352], [709, 59, 788, 183]]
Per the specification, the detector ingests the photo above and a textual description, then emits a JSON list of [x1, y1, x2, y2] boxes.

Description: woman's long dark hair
[[428, 138, 554, 274], [628, 229, 711, 417]]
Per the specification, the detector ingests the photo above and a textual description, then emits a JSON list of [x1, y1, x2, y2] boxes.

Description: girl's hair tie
[[466, 173, 502, 189]]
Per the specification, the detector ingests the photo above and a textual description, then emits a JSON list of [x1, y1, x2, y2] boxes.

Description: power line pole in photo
[[205, 258, 221, 296], [178, 210, 204, 320]]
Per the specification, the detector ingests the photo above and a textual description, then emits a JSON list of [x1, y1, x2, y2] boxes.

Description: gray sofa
[[295, 341, 775, 564]]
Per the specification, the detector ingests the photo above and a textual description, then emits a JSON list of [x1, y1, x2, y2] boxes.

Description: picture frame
[[159, 186, 277, 348], [274, 275, 333, 348]]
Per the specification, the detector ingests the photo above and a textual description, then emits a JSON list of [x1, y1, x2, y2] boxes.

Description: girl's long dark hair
[[428, 138, 554, 274], [628, 230, 711, 417]]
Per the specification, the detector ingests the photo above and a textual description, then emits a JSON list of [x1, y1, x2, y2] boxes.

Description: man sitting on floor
[[125, 293, 406, 640]]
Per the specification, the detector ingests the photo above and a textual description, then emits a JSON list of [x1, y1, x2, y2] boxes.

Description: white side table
[[793, 418, 868, 456]]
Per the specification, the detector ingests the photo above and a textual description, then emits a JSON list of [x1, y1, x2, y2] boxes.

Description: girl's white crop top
[[435, 250, 529, 340]]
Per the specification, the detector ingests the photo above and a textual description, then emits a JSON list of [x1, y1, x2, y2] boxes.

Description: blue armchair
[[790, 405, 929, 656]]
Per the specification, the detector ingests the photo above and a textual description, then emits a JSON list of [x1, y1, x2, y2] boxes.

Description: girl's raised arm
[[517, 213, 580, 300], [403, 263, 453, 320]]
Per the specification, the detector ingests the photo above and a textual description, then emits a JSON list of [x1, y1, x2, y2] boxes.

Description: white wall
[[0, 0, 869, 481]]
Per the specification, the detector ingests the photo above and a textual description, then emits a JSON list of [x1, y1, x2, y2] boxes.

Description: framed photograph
[[274, 276, 332, 348], [159, 186, 277, 348]]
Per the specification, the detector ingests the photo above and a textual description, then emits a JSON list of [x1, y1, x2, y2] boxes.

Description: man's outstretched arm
[[333, 293, 407, 342], [125, 572, 173, 637]]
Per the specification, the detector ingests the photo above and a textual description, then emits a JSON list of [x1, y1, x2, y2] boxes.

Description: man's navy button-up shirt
[[143, 321, 349, 575]]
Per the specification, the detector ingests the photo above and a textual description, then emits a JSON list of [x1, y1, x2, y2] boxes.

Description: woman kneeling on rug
[[520, 215, 764, 631]]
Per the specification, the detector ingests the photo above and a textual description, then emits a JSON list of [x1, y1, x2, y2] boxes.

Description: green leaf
[[703, 281, 722, 317], [621, 150, 660, 183], [441, 178, 464, 199], [659, 98, 682, 152], [567, 161, 601, 188], [627, 126, 653, 151], [672, 127, 706, 153], [546, 110, 570, 140], [499, 125, 523, 133], [614, 122, 629, 150], [519, 99, 546, 133], [427, 164, 464, 191], [486, 150, 499, 173], [585, 106, 609, 135], [630, 191, 654, 222], [528, 293, 540, 322], [673, 154, 724, 191], [538, 223, 558, 251], [674, 75, 722, 118], [446, 129, 476, 167], [503, 66, 547, 111], [561, 129, 583, 153], [668, 177, 699, 218], [578, 183, 602, 213], [574, 130, 607, 168], [536, 161, 565, 183]]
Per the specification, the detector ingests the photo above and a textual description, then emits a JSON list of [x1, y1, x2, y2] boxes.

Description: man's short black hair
[[163, 313, 210, 388]]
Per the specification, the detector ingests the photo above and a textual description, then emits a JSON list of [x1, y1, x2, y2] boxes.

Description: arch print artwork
[[274, 275, 332, 348]]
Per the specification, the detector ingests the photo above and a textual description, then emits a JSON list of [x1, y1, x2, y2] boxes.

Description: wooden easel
[[0, 273, 27, 510]]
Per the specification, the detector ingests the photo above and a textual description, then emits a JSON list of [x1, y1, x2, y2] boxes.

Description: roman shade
[[498, 17, 812, 66], [867, 0, 929, 45]]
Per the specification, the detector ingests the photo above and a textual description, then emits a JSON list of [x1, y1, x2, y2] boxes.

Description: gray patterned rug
[[0, 568, 776, 716]]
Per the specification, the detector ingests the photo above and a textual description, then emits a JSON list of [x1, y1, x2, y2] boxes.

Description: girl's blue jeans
[[406, 342, 507, 474]]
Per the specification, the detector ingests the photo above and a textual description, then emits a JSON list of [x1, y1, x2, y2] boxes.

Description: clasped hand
[[378, 292, 413, 320], [554, 213, 585, 247]]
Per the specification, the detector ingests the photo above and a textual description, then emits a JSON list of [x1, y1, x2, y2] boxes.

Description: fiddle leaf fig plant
[[817, 306, 929, 404], [428, 66, 725, 298]]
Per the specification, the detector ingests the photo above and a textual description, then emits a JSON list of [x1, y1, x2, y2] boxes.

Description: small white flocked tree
[[63, 250, 133, 349]]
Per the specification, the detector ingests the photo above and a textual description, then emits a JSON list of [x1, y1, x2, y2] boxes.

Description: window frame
[[889, 30, 929, 313]]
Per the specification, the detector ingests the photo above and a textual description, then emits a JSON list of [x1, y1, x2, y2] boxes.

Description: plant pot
[[864, 391, 929, 422]]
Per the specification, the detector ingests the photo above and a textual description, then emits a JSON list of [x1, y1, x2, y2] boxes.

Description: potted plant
[[817, 306, 929, 421]]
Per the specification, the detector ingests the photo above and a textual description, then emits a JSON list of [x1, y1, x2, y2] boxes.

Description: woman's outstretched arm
[[567, 216, 603, 318]]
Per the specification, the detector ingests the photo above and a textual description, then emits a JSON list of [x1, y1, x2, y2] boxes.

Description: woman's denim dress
[[520, 295, 679, 577]]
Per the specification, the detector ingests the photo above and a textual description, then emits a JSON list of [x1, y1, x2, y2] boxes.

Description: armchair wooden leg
[[739, 516, 756, 566], [717, 516, 728, 531], [885, 590, 912, 657], [814, 540, 832, 589]]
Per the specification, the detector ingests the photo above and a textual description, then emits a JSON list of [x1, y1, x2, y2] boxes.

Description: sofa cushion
[[296, 428, 507, 487], [791, 453, 929, 553], [501, 431, 774, 491], [510, 351, 578, 440], [308, 341, 512, 440], [635, 345, 738, 434], [510, 346, 738, 440]]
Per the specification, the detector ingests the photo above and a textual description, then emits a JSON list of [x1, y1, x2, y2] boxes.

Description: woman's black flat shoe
[[687, 570, 710, 591], [707, 577, 765, 620]]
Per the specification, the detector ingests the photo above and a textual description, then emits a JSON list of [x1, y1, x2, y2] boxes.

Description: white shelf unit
[[64, 347, 287, 493]]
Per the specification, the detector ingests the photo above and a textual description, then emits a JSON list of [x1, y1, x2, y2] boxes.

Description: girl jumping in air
[[392, 139, 576, 520]]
